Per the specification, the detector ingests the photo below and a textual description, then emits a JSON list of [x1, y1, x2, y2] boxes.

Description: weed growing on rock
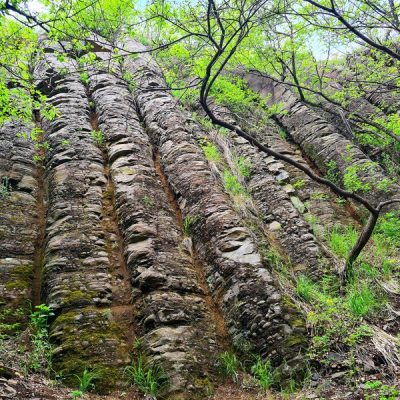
[[292, 179, 305, 189], [217, 351, 239, 383], [125, 354, 167, 397], [0, 176, 11, 198], [234, 155, 252, 177], [25, 304, 54, 375], [250, 356, 274, 391], [90, 130, 105, 146], [223, 170, 247, 197], [199, 139, 222, 163], [182, 214, 200, 236]]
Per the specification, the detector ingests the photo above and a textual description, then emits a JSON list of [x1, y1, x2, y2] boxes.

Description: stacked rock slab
[[243, 73, 400, 207], [122, 40, 307, 371], [199, 104, 340, 276], [0, 122, 39, 335], [34, 44, 129, 390], [88, 68, 220, 398]]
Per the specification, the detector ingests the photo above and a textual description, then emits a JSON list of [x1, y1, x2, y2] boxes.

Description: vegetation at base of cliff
[[124, 341, 168, 397]]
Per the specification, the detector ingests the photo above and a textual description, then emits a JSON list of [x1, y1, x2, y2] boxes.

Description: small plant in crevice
[[143, 195, 154, 208], [292, 179, 305, 190], [90, 129, 105, 146], [234, 155, 252, 177], [217, 351, 240, 383], [0, 176, 12, 198], [182, 214, 200, 236], [223, 170, 247, 197], [199, 138, 222, 163], [325, 160, 340, 184], [125, 353, 168, 397]]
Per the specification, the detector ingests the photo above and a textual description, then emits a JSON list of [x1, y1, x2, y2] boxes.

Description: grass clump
[[70, 369, 101, 399], [0, 176, 11, 198], [328, 225, 358, 259], [296, 275, 316, 303], [234, 156, 252, 177], [217, 351, 239, 383], [182, 214, 200, 236], [251, 356, 274, 391], [223, 170, 247, 197], [347, 284, 379, 317], [125, 353, 167, 397], [200, 139, 222, 163]]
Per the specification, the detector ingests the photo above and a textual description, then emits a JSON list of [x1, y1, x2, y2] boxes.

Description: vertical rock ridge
[[122, 40, 308, 373], [243, 73, 400, 206], [186, 105, 340, 277], [34, 46, 131, 391], [0, 121, 40, 334], [89, 69, 222, 398]]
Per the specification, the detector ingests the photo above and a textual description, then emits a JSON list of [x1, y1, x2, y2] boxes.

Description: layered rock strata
[[196, 104, 341, 275], [0, 122, 40, 334], [243, 73, 400, 207], [122, 40, 307, 371], [88, 67, 221, 398], [34, 47, 130, 390]]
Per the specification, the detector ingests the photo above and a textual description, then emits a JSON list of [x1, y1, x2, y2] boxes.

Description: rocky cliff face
[[0, 37, 399, 400]]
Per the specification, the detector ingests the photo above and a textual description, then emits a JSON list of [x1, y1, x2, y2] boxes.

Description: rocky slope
[[0, 37, 399, 400]]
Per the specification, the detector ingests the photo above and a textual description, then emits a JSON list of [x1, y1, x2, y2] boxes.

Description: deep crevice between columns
[[135, 102, 231, 351], [32, 110, 47, 307], [89, 105, 136, 349]]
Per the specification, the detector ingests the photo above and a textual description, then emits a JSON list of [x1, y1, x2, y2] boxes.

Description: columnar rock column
[[0, 122, 40, 335], [189, 104, 340, 276], [122, 40, 307, 372], [243, 73, 400, 207], [35, 46, 129, 390], [89, 68, 221, 398]]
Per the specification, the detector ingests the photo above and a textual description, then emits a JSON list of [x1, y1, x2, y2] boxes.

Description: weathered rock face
[[122, 40, 307, 372], [200, 103, 341, 276], [34, 42, 130, 391], [3, 36, 400, 400], [88, 68, 220, 398], [0, 121, 40, 335], [243, 73, 400, 207]]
